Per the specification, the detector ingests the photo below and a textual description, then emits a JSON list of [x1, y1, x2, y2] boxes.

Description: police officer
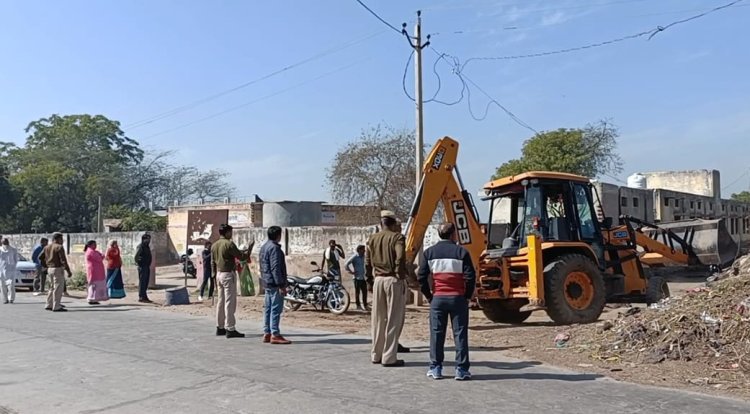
[[366, 210, 407, 367]]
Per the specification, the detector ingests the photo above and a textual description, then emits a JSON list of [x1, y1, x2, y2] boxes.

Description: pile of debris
[[576, 254, 750, 384]]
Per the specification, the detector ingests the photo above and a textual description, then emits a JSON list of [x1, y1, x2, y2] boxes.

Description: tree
[[731, 191, 750, 203], [327, 124, 421, 219], [193, 169, 234, 204], [493, 120, 623, 180]]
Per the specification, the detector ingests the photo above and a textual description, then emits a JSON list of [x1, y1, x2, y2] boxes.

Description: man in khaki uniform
[[366, 210, 407, 367], [211, 224, 250, 338], [40, 233, 72, 312]]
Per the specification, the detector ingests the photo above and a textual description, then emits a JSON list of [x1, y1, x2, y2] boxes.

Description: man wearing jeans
[[417, 223, 476, 381], [259, 226, 291, 345], [211, 224, 250, 338]]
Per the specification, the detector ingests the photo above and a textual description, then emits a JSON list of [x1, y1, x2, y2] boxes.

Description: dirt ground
[[90, 265, 747, 401]]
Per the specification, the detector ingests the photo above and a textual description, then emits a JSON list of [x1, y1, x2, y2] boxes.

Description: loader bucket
[[647, 219, 739, 268]]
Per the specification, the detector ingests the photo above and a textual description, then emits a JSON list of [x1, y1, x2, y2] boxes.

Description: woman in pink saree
[[84, 240, 109, 305]]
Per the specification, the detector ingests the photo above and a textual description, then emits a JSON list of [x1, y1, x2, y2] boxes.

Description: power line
[[461, 71, 538, 134], [459, 0, 745, 71], [722, 169, 750, 191], [352, 0, 404, 35], [141, 59, 368, 140], [124, 31, 383, 131]]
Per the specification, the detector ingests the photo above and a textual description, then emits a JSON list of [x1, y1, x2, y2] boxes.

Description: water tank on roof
[[627, 173, 647, 189], [262, 201, 323, 227]]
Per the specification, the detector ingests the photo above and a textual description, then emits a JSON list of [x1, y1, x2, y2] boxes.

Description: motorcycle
[[283, 261, 350, 315], [179, 253, 197, 278]]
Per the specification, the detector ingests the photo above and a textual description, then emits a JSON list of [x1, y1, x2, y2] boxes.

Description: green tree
[[120, 210, 167, 231], [731, 191, 750, 203], [6, 114, 144, 232], [493, 120, 623, 180]]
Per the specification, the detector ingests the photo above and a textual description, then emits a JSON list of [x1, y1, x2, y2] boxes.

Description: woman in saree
[[84, 240, 109, 305], [106, 240, 126, 299]]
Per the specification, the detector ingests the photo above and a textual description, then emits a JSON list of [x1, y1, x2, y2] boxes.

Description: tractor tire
[[543, 254, 606, 325], [478, 299, 533, 324], [645, 276, 670, 305]]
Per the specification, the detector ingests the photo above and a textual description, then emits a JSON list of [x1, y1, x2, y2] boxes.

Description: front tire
[[326, 287, 350, 315], [543, 254, 606, 325], [645, 276, 670, 305]]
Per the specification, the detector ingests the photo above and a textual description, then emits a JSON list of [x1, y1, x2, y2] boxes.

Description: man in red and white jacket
[[417, 223, 476, 381]]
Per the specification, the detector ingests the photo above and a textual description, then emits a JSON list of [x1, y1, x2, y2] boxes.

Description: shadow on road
[[293, 337, 371, 345], [472, 372, 602, 382], [469, 321, 557, 331]]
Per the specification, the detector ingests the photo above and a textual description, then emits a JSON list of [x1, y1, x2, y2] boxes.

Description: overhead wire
[[352, 0, 404, 35], [459, 0, 745, 72], [124, 30, 384, 131], [141, 59, 369, 140]]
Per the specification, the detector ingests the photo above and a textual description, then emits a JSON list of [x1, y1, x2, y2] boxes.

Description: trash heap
[[578, 254, 750, 384]]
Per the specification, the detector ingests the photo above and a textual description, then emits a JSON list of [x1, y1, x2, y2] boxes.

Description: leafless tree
[[193, 169, 234, 204], [327, 124, 422, 219]]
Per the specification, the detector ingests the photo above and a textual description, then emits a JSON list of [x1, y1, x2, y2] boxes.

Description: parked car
[[15, 255, 36, 291]]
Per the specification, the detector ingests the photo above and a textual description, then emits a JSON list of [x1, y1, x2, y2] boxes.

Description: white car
[[14, 255, 37, 291]]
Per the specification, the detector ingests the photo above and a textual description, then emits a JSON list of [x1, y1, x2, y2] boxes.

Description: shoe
[[398, 344, 410, 353], [371, 360, 381, 364], [262, 333, 271, 343], [138, 298, 153, 303], [45, 307, 52, 311], [216, 327, 227, 336], [271, 335, 291, 345], [382, 360, 405, 367], [427, 367, 444, 380], [455, 368, 472, 381], [52, 308, 68, 312], [226, 330, 245, 338], [88, 301, 100, 305], [198, 295, 204, 301]]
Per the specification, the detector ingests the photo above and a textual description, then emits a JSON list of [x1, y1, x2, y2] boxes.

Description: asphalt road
[[1, 295, 749, 414]]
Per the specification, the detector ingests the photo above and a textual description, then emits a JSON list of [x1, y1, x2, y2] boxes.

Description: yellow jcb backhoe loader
[[404, 136, 738, 325]]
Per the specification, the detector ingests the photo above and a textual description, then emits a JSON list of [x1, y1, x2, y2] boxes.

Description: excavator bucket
[[646, 218, 739, 268]]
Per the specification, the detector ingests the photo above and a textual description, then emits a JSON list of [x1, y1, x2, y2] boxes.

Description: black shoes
[[226, 330, 245, 338], [216, 327, 227, 336], [52, 308, 68, 312], [382, 360, 405, 367], [398, 344, 410, 353]]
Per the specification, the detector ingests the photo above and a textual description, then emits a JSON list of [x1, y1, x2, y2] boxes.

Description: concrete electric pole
[[414, 10, 424, 193]]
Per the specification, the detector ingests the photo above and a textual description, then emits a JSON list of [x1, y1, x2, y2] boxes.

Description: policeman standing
[[366, 210, 407, 367]]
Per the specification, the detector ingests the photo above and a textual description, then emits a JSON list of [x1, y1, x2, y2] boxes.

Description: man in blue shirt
[[31, 237, 48, 296], [345, 245, 367, 311]]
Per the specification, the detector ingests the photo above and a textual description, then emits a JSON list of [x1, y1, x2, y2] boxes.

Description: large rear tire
[[543, 254, 606, 325], [478, 299, 533, 324]]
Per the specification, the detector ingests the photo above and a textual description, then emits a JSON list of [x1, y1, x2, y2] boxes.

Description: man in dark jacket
[[259, 226, 291, 344], [134, 234, 153, 303], [417, 223, 476, 381], [199, 241, 214, 301]]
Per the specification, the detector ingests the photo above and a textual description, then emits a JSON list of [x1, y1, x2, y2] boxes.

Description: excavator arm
[[403, 137, 487, 288]]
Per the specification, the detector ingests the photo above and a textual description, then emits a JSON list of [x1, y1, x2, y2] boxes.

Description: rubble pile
[[577, 254, 750, 385]]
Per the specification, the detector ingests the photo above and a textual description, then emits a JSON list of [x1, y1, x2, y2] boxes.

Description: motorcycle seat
[[288, 275, 324, 285]]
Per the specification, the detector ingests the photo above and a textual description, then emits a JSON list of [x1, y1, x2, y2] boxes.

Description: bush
[[67, 271, 88, 290]]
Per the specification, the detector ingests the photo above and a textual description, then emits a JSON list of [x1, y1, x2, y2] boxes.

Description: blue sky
[[1, 0, 748, 218]]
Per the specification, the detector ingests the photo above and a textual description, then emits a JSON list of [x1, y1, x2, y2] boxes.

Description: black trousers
[[200, 273, 215, 298], [354, 279, 368, 307], [138, 266, 151, 299], [430, 295, 470, 371]]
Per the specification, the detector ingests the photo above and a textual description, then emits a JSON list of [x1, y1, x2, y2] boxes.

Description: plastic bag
[[239, 261, 255, 296]]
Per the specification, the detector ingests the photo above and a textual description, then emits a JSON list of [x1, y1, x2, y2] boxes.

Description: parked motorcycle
[[284, 261, 350, 315], [180, 252, 197, 278]]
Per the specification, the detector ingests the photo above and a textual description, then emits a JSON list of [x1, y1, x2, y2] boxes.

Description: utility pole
[[97, 196, 102, 233], [414, 10, 424, 193], [404, 11, 430, 193]]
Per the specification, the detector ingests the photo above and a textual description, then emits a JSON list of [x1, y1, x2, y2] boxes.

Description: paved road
[[1, 295, 748, 414]]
